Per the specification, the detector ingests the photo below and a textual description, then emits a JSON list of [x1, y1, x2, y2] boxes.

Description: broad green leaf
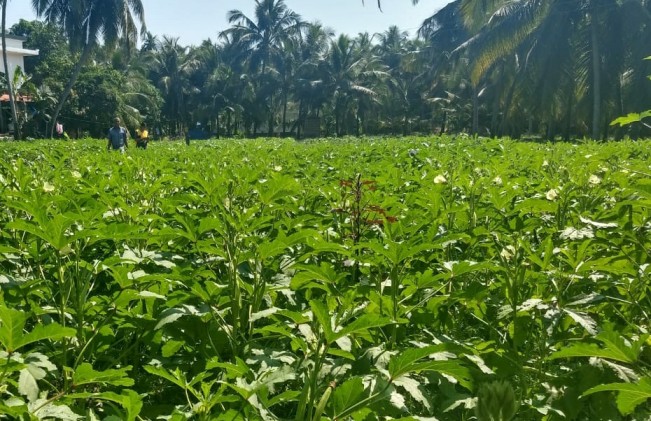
[[17, 324, 77, 352], [0, 306, 26, 352], [331, 314, 393, 343], [206, 357, 250, 379], [388, 345, 472, 390], [331, 377, 366, 417], [161, 340, 184, 357], [549, 331, 641, 364], [264, 390, 301, 408], [310, 299, 334, 342], [0, 305, 74, 353], [610, 111, 651, 127], [73, 363, 134, 387], [292, 263, 347, 290], [67, 391, 143, 421], [144, 365, 187, 390], [18, 368, 39, 402], [583, 378, 651, 415], [30, 400, 82, 420]]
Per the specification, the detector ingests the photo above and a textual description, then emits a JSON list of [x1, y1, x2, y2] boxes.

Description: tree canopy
[[3, 0, 651, 139]]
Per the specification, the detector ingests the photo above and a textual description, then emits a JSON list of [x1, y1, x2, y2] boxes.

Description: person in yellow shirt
[[135, 123, 149, 149]]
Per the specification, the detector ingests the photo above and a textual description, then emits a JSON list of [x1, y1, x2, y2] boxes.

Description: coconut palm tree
[[223, 0, 303, 135], [31, 0, 146, 137], [148, 36, 197, 135], [291, 22, 333, 137], [430, 0, 651, 139], [319, 34, 383, 136]]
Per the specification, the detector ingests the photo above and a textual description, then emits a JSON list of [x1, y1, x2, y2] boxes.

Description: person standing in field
[[107, 117, 128, 153], [55, 121, 64, 139], [135, 123, 149, 149]]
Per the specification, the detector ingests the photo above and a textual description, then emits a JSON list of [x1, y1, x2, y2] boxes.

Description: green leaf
[[17, 323, 77, 352], [331, 377, 366, 417], [610, 111, 651, 127], [73, 363, 134, 387], [18, 368, 39, 402], [549, 331, 640, 364], [292, 263, 347, 290], [388, 345, 472, 390], [331, 314, 393, 343], [144, 365, 187, 390], [310, 299, 334, 342], [68, 391, 143, 421], [583, 378, 651, 415], [265, 390, 301, 408], [31, 400, 83, 420], [0, 305, 74, 353], [161, 340, 184, 357]]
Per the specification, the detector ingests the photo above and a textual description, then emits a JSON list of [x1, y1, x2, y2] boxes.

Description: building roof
[[0, 94, 33, 102], [2, 34, 27, 41], [0, 46, 39, 56]]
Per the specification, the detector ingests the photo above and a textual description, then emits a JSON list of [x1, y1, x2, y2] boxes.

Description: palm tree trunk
[[472, 85, 479, 135], [564, 88, 573, 141], [2, 0, 20, 140], [215, 112, 220, 139], [48, 44, 93, 138], [590, 5, 601, 140]]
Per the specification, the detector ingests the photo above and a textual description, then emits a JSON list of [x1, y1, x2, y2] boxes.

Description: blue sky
[[7, 0, 451, 46]]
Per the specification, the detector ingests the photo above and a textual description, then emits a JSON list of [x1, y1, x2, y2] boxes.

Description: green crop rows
[[0, 137, 650, 420]]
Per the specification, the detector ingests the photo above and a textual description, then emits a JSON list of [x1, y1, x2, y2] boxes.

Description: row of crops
[[0, 137, 650, 420]]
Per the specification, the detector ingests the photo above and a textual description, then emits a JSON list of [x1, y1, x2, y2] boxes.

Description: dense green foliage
[[4, 0, 651, 139], [0, 136, 650, 419]]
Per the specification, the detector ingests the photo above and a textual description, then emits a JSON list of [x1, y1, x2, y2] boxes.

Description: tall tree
[[435, 0, 651, 139], [319, 34, 382, 136], [224, 0, 303, 135], [31, 0, 145, 137], [148, 36, 197, 134], [1, 0, 20, 139]]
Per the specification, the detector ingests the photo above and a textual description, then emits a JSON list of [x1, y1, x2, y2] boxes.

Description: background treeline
[[6, 0, 651, 140]]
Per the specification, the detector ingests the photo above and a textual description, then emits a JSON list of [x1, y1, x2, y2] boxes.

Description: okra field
[[1, 136, 650, 420]]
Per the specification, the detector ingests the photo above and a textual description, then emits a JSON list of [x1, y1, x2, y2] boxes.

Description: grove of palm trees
[[4, 0, 651, 141]]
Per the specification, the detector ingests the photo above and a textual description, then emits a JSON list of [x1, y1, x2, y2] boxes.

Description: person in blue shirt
[[186, 122, 207, 145], [107, 117, 128, 152]]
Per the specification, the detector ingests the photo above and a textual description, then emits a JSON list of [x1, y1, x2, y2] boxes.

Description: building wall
[[0, 36, 38, 80], [0, 53, 27, 79]]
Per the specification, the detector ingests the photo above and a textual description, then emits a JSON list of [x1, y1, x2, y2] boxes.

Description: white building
[[0, 34, 38, 80], [0, 35, 38, 135]]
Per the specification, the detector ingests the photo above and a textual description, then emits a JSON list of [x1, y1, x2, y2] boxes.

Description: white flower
[[71, 171, 82, 179], [492, 176, 503, 186], [579, 216, 617, 229], [43, 182, 55, 193], [542, 160, 549, 168], [546, 189, 559, 201], [588, 174, 601, 185], [559, 227, 594, 240], [434, 174, 447, 184], [102, 208, 123, 219], [273, 165, 283, 172], [500, 245, 516, 261]]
